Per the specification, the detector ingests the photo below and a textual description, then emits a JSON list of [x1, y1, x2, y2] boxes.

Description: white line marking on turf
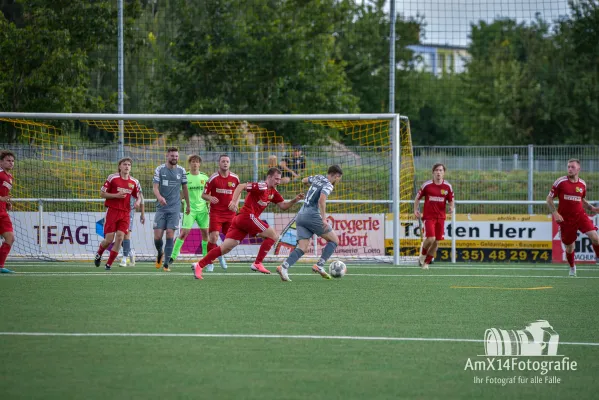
[[0, 332, 597, 346], [7, 272, 599, 279]]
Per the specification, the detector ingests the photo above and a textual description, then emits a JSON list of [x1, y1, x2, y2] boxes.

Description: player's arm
[[582, 199, 599, 214], [546, 193, 563, 222], [100, 181, 125, 199], [276, 192, 304, 211], [181, 183, 191, 214], [229, 183, 248, 212], [153, 182, 166, 205], [301, 176, 313, 186], [279, 159, 298, 178], [413, 192, 422, 219]]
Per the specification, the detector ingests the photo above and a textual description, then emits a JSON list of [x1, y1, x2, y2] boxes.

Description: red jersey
[[548, 176, 587, 218], [416, 180, 454, 220], [204, 172, 240, 218], [101, 173, 140, 211], [0, 168, 13, 213], [239, 182, 284, 217]]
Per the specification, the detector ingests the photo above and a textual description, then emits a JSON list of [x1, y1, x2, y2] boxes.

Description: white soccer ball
[[329, 260, 347, 278]]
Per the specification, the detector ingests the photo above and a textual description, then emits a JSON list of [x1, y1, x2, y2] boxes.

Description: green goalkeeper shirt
[[184, 171, 210, 213]]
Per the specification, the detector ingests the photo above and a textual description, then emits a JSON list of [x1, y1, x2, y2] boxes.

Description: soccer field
[[1, 262, 598, 399]]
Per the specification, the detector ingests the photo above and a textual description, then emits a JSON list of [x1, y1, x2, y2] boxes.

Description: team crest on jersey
[[268, 194, 274, 199], [128, 183, 134, 189], [576, 187, 583, 193], [441, 189, 448, 195], [228, 182, 236, 187]]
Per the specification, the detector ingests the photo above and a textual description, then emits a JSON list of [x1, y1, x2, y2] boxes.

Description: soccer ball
[[329, 260, 347, 278]]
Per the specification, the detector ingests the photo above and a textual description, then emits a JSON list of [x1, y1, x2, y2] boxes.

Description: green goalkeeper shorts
[[181, 210, 209, 230]]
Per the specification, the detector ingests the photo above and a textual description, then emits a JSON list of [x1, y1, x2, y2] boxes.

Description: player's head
[[188, 154, 201, 171], [0, 150, 15, 171], [166, 147, 179, 166], [567, 159, 581, 177], [432, 163, 446, 180], [327, 164, 343, 185], [266, 167, 282, 187], [218, 154, 230, 173], [268, 155, 278, 168], [118, 157, 133, 174]]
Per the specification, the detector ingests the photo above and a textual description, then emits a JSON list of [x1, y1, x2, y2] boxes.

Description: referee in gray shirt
[[152, 147, 190, 271]]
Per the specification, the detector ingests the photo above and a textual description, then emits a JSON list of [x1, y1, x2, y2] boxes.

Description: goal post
[[0, 113, 414, 265]]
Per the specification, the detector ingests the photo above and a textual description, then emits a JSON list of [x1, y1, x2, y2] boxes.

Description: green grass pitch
[[1, 262, 598, 399]]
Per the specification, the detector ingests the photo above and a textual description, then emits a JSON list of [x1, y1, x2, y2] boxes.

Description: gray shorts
[[296, 211, 332, 240], [153, 210, 180, 230]]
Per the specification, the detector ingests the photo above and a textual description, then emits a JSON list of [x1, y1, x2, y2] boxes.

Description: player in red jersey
[[94, 158, 141, 270], [193, 167, 303, 279], [0, 150, 16, 273], [414, 163, 454, 270], [201, 154, 239, 271], [546, 159, 599, 277]]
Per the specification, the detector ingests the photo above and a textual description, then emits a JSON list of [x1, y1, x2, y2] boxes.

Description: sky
[[391, 0, 572, 46]]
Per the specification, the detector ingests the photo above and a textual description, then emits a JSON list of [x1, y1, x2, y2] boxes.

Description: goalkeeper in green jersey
[[169, 155, 210, 265]]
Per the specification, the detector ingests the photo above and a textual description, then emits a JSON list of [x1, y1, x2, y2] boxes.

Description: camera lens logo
[[484, 320, 559, 356]]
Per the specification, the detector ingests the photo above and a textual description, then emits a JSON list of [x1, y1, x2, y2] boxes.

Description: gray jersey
[[300, 175, 334, 213], [153, 164, 187, 213]]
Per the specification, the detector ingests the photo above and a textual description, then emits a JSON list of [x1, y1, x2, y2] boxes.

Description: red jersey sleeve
[[416, 183, 426, 200], [548, 179, 561, 198], [272, 190, 284, 204], [101, 178, 112, 193], [246, 182, 267, 193], [447, 185, 454, 202]]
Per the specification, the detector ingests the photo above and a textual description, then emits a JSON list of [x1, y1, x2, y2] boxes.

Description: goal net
[[0, 114, 414, 264]]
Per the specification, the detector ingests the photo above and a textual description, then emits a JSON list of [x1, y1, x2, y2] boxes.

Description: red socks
[[566, 251, 575, 268], [106, 250, 118, 267], [199, 247, 222, 268], [0, 242, 12, 267], [593, 244, 599, 258], [97, 243, 108, 256], [255, 238, 275, 264], [421, 247, 428, 256], [424, 255, 434, 264], [207, 242, 217, 253]]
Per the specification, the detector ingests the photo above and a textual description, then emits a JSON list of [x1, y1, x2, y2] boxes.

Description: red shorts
[[209, 213, 235, 235], [226, 213, 270, 242], [104, 208, 131, 235], [424, 218, 445, 240], [558, 214, 597, 245], [0, 212, 13, 233]]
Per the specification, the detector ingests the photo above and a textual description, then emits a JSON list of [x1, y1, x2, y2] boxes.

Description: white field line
[[6, 271, 599, 279], [0, 331, 597, 347]]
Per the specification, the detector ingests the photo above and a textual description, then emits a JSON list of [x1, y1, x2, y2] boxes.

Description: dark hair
[[0, 150, 15, 160], [167, 147, 179, 153], [567, 158, 581, 166], [219, 154, 230, 161], [432, 163, 446, 172], [266, 167, 281, 177], [327, 165, 343, 176], [188, 154, 202, 163]]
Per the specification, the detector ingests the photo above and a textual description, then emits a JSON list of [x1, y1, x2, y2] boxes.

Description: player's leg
[[586, 230, 599, 260], [193, 238, 239, 280], [121, 209, 135, 266], [423, 219, 444, 269], [105, 230, 126, 270], [207, 217, 222, 271], [0, 222, 15, 273], [162, 212, 179, 271], [0, 212, 15, 273], [252, 218, 276, 274], [215, 220, 231, 270], [580, 215, 599, 264], [277, 238, 310, 282], [420, 220, 436, 269], [559, 223, 577, 276], [153, 210, 167, 269], [171, 210, 195, 265], [312, 229, 338, 279]]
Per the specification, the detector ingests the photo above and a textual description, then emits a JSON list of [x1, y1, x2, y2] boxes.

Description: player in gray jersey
[[152, 147, 190, 271], [276, 165, 343, 282]]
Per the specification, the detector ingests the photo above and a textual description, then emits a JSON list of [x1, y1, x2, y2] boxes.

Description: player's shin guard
[[154, 238, 164, 252], [199, 247, 222, 268], [255, 238, 275, 264], [316, 242, 338, 267], [107, 250, 119, 267], [201, 240, 208, 256], [122, 239, 131, 257], [171, 238, 185, 261], [207, 241, 217, 253], [164, 238, 174, 267], [283, 248, 304, 268], [0, 242, 12, 267], [566, 251, 575, 268]]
